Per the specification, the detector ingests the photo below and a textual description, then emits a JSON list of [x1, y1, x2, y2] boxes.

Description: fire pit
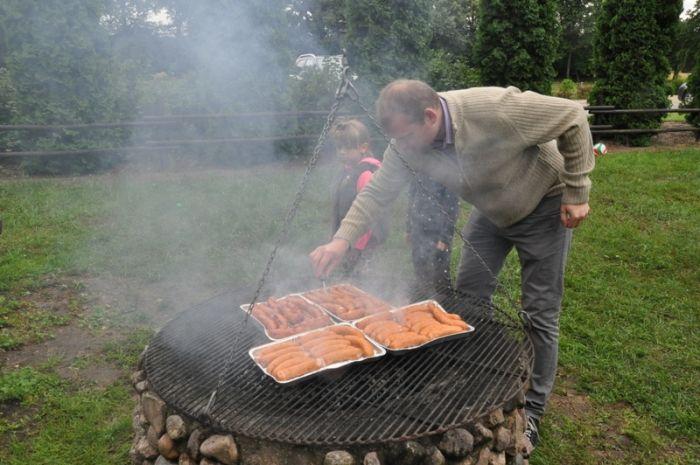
[[130, 286, 534, 465]]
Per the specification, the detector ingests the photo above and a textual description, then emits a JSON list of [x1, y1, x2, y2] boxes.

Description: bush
[[665, 75, 687, 97], [278, 65, 344, 159], [428, 51, 480, 91], [555, 79, 578, 99]]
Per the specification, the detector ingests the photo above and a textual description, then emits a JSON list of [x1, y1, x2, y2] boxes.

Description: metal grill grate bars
[[144, 284, 533, 445]]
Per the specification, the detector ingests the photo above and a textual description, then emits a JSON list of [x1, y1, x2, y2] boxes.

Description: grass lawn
[[0, 147, 699, 464]]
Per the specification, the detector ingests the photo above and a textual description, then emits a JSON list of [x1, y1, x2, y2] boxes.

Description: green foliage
[[0, 0, 138, 174], [665, 74, 686, 97], [426, 0, 480, 91], [555, 0, 597, 80], [555, 78, 578, 99], [343, 0, 433, 92], [672, 0, 700, 73], [474, 0, 560, 94], [429, 0, 479, 58], [589, 0, 683, 145], [279, 64, 343, 157], [427, 51, 480, 91]]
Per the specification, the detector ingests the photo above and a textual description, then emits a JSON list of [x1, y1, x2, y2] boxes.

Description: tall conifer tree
[[589, 0, 683, 144], [474, 0, 560, 94]]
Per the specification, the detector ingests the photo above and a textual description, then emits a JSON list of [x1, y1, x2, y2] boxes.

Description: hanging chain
[[202, 68, 352, 419], [346, 91, 524, 320]]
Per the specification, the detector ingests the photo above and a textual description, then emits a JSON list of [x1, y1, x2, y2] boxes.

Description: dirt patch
[[1, 278, 125, 387], [652, 122, 700, 146], [1, 320, 124, 387]]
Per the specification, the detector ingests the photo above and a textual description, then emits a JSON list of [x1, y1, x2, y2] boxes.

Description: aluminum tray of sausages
[[354, 300, 474, 354], [301, 283, 394, 321], [240, 294, 335, 340], [249, 323, 386, 384]]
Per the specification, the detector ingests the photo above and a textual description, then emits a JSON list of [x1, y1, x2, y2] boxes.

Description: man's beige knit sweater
[[334, 86, 595, 245]]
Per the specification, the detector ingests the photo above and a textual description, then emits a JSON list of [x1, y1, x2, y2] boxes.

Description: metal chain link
[[347, 92, 524, 321], [202, 71, 352, 418]]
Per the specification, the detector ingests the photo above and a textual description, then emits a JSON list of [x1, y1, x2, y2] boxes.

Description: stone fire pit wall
[[130, 350, 531, 465]]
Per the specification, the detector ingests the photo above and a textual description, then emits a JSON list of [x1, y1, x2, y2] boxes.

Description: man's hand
[[309, 238, 350, 278], [436, 240, 448, 252], [560, 203, 590, 228]]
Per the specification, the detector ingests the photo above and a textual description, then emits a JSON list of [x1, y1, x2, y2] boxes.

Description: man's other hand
[[560, 203, 590, 228], [309, 238, 350, 278]]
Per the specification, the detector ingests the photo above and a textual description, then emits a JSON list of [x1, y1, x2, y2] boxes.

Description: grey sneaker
[[524, 415, 540, 455]]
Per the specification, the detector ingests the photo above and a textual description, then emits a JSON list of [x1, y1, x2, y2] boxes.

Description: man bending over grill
[[309, 79, 594, 453]]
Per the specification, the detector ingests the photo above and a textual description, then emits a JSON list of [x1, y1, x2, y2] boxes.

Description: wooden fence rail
[[0, 107, 698, 158]]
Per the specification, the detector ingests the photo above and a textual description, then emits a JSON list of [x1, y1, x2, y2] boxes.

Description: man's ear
[[424, 107, 439, 126]]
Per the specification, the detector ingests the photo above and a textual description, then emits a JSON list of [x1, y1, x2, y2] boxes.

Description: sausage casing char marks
[[357, 301, 470, 349], [251, 325, 379, 382], [303, 284, 393, 320], [250, 295, 333, 339]]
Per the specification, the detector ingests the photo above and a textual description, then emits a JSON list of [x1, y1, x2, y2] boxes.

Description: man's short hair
[[376, 80, 440, 129], [330, 118, 370, 150]]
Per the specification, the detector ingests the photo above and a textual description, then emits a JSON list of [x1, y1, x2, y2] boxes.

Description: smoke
[[73, 2, 417, 331]]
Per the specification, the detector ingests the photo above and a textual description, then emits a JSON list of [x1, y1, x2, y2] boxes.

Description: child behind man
[[406, 174, 459, 301], [330, 119, 389, 277]]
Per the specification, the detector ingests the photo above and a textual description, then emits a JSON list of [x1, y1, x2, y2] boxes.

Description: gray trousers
[[455, 195, 572, 420]]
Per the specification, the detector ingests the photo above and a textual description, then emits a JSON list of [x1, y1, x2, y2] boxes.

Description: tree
[[474, 0, 560, 94], [555, 0, 597, 79], [343, 0, 433, 93], [672, 0, 700, 74], [427, 0, 481, 90], [588, 0, 683, 145], [0, 0, 138, 173]]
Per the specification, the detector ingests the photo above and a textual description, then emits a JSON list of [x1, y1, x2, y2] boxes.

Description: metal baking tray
[[353, 300, 475, 355], [300, 283, 394, 322], [249, 323, 386, 385], [241, 293, 335, 341]]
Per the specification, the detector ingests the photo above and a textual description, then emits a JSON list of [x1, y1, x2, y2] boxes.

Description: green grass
[[0, 367, 133, 464], [0, 148, 699, 464], [663, 112, 688, 123], [533, 148, 700, 464]]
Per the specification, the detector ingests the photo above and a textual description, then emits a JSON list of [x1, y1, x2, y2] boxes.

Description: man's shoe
[[524, 415, 540, 456]]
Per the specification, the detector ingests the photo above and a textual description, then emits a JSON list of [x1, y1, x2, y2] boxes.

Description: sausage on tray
[[251, 325, 380, 382], [249, 295, 334, 339], [356, 301, 471, 350], [303, 284, 393, 320]]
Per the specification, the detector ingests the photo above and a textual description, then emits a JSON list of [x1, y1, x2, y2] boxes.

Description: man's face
[[385, 111, 440, 155]]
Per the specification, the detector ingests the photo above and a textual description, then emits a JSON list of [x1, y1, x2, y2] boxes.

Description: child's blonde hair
[[330, 119, 371, 150]]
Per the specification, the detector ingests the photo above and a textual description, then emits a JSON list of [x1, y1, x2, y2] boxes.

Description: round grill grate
[[144, 288, 533, 445]]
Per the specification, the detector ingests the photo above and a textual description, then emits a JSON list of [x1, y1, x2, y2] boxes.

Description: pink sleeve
[[356, 170, 373, 192], [353, 170, 375, 250]]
